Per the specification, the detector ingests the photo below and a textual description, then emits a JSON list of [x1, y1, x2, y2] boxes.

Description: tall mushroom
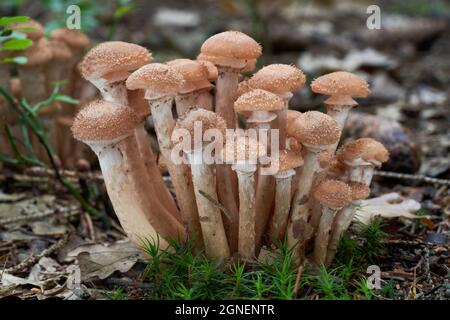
[[336, 138, 389, 186], [223, 135, 266, 259], [196, 59, 218, 111], [286, 111, 341, 258], [325, 182, 370, 266], [79, 42, 179, 218], [268, 150, 304, 242], [71, 100, 184, 247], [126, 63, 202, 244], [200, 31, 262, 252], [175, 108, 229, 259], [312, 180, 352, 266], [166, 59, 214, 114], [46, 39, 73, 91], [311, 71, 370, 154]]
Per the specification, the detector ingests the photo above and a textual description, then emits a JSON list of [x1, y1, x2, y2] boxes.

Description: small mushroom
[[72, 100, 184, 247], [325, 182, 370, 266], [126, 63, 202, 244], [223, 134, 266, 259], [46, 39, 73, 91], [286, 111, 341, 256], [175, 108, 230, 258], [166, 59, 214, 113], [311, 71, 370, 154], [312, 180, 352, 266], [268, 150, 304, 242], [336, 138, 389, 186]]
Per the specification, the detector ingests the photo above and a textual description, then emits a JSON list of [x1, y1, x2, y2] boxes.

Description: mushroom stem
[[347, 164, 375, 186], [90, 78, 128, 106], [88, 134, 184, 247], [216, 67, 238, 128], [274, 108, 287, 150], [234, 163, 257, 259], [268, 170, 294, 241], [187, 151, 230, 259], [287, 150, 320, 250], [0, 65, 12, 161], [326, 105, 351, 154], [18, 66, 47, 106], [325, 202, 359, 266], [149, 97, 202, 243], [196, 89, 213, 111], [175, 93, 198, 116], [313, 207, 338, 265]]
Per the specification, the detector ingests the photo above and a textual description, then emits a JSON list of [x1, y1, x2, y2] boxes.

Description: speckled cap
[[72, 100, 141, 141], [311, 71, 370, 106], [166, 59, 213, 94], [80, 41, 151, 80], [127, 89, 150, 120], [22, 38, 52, 67], [286, 110, 302, 129], [197, 59, 218, 81], [337, 138, 389, 165], [200, 31, 262, 69], [236, 79, 254, 98], [313, 180, 352, 209], [50, 28, 89, 50], [49, 39, 73, 61], [327, 158, 347, 178], [289, 111, 341, 147], [347, 182, 370, 201], [318, 151, 333, 168], [248, 64, 306, 94], [126, 63, 184, 100], [277, 149, 304, 172], [234, 89, 284, 113], [11, 19, 44, 41]]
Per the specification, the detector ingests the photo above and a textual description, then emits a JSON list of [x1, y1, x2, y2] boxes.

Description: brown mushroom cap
[[236, 78, 254, 98], [49, 39, 73, 61], [222, 134, 266, 163], [166, 59, 213, 94], [80, 41, 151, 80], [234, 89, 284, 113], [311, 71, 370, 102], [318, 151, 333, 168], [314, 180, 352, 209], [50, 28, 89, 50], [327, 158, 347, 178], [201, 31, 262, 66], [126, 63, 184, 100], [242, 58, 257, 72], [277, 149, 304, 172], [347, 182, 370, 201], [286, 110, 302, 129], [11, 19, 44, 41], [197, 59, 218, 81], [289, 111, 341, 147], [72, 100, 141, 141], [249, 64, 306, 94], [337, 138, 389, 165], [175, 107, 227, 147], [127, 89, 150, 121], [22, 38, 52, 67]]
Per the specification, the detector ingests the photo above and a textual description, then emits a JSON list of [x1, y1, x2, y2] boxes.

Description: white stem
[[269, 173, 293, 241], [348, 165, 375, 186], [188, 152, 230, 259], [235, 166, 257, 259], [90, 78, 128, 106], [273, 108, 287, 150], [326, 105, 351, 154], [314, 206, 338, 265]]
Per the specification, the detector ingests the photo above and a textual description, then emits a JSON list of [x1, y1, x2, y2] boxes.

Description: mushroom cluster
[[71, 30, 389, 267]]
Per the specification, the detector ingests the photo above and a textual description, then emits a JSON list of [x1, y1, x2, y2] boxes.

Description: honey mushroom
[[312, 180, 352, 266], [71, 100, 184, 247], [195, 59, 218, 110], [175, 108, 230, 259], [126, 63, 202, 244]]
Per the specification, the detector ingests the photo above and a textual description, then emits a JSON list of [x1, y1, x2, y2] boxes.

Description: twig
[[3, 233, 70, 274], [374, 170, 450, 186]]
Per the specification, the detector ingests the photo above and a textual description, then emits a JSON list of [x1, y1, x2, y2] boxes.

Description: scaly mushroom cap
[[175, 107, 227, 146], [236, 78, 253, 98], [222, 134, 266, 163], [327, 158, 347, 178], [277, 149, 304, 172], [287, 136, 302, 153], [289, 111, 341, 147], [249, 64, 306, 94], [337, 138, 389, 165], [243, 59, 257, 72], [200, 31, 262, 69], [314, 180, 352, 209], [11, 19, 44, 41], [72, 100, 141, 141], [347, 182, 370, 201], [166, 59, 213, 94], [127, 89, 150, 121], [197, 59, 218, 81], [22, 38, 52, 67], [234, 89, 284, 113], [49, 39, 73, 61], [318, 151, 333, 169], [311, 71, 370, 106], [80, 41, 151, 80], [50, 28, 90, 50], [126, 63, 184, 100], [286, 109, 302, 129]]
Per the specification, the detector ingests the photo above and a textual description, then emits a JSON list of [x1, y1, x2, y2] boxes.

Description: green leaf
[[55, 94, 79, 105], [0, 56, 28, 64], [0, 16, 29, 26], [2, 38, 33, 51]]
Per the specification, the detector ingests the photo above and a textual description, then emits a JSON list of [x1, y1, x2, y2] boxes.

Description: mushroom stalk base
[[188, 152, 230, 259], [269, 175, 293, 241], [326, 106, 351, 154], [314, 207, 338, 266], [236, 169, 257, 259]]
